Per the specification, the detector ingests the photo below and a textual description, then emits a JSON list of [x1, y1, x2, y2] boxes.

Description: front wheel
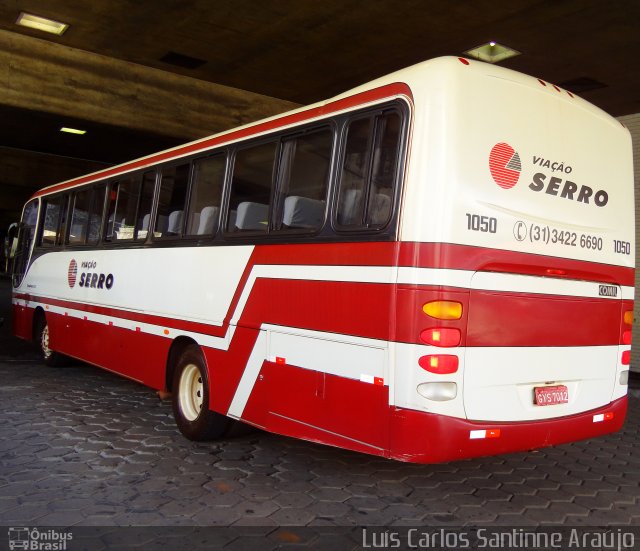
[[35, 315, 67, 367], [171, 345, 231, 441]]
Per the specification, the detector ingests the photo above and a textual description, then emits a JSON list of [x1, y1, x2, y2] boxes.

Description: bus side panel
[[263, 361, 389, 452], [11, 302, 33, 341], [46, 309, 167, 390], [204, 326, 264, 417]]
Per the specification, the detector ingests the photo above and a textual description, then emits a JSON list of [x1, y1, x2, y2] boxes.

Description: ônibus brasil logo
[[489, 142, 522, 189], [67, 259, 77, 288]]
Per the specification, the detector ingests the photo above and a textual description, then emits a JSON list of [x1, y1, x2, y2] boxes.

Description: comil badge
[[489, 142, 522, 189], [67, 259, 77, 288]]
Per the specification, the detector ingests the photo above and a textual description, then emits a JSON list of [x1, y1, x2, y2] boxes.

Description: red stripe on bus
[[17, 276, 626, 348], [32, 83, 413, 198], [466, 290, 622, 347], [397, 242, 635, 286]]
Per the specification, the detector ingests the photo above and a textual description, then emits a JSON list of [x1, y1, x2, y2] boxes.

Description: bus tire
[[35, 314, 67, 367], [171, 345, 230, 441]]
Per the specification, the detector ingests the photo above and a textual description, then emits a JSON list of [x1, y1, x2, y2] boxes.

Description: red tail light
[[622, 350, 631, 365], [419, 354, 459, 374], [420, 328, 461, 347]]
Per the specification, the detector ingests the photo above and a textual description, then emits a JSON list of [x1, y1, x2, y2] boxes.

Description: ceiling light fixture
[[16, 12, 69, 36], [60, 127, 86, 135], [465, 42, 520, 64]]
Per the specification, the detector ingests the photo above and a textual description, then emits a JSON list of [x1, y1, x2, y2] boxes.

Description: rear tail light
[[420, 328, 461, 347], [623, 331, 632, 345], [419, 354, 459, 374], [423, 301, 462, 320], [624, 311, 634, 325], [417, 382, 457, 401], [621, 350, 631, 365], [620, 371, 629, 385]]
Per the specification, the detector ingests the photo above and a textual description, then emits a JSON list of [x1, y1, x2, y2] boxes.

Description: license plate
[[534, 385, 569, 406]]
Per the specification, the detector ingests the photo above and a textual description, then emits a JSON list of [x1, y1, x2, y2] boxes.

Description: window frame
[[104, 169, 159, 244], [182, 151, 229, 240], [222, 137, 280, 239], [66, 183, 108, 247], [38, 193, 70, 248], [269, 123, 336, 237], [152, 160, 193, 241], [332, 105, 406, 235]]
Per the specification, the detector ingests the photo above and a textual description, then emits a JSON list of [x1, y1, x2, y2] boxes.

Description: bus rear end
[[391, 57, 634, 462]]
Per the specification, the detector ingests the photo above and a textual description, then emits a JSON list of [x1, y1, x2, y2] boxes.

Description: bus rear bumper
[[388, 395, 627, 463]]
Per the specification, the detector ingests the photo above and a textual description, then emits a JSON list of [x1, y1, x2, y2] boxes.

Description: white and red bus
[[10, 57, 634, 463]]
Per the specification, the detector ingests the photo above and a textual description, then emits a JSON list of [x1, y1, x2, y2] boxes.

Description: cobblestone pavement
[[0, 355, 639, 530]]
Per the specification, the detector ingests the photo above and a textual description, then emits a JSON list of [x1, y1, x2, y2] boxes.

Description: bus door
[[464, 271, 623, 422], [11, 200, 38, 288], [11, 200, 39, 340]]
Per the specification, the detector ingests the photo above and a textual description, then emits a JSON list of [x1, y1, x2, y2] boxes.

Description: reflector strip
[[469, 429, 501, 439], [360, 374, 385, 385]]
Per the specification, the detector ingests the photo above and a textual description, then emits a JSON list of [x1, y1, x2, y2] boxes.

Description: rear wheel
[[171, 345, 231, 441], [35, 314, 67, 367]]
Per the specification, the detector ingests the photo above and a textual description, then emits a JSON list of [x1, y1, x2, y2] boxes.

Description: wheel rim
[[41, 324, 52, 360], [178, 363, 204, 421]]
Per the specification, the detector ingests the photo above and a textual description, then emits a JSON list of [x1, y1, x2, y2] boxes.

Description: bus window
[[337, 110, 401, 229], [227, 142, 277, 233], [275, 128, 332, 231], [87, 184, 106, 245], [104, 183, 118, 241], [367, 112, 400, 227], [40, 195, 67, 246], [106, 172, 154, 241], [69, 189, 91, 245], [137, 171, 156, 238], [113, 179, 136, 240], [155, 164, 189, 237], [186, 155, 226, 236], [112, 177, 138, 241], [337, 117, 370, 227]]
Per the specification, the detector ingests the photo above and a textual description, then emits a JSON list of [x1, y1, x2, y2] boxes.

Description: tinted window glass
[[87, 185, 106, 245], [41, 196, 67, 246], [69, 189, 91, 245], [186, 155, 225, 236], [337, 118, 371, 227], [367, 112, 400, 227], [137, 171, 156, 238], [155, 164, 189, 237], [112, 178, 139, 240], [275, 129, 332, 231], [227, 142, 277, 233]]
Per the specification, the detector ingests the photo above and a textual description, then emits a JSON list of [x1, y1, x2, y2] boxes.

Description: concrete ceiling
[[1, 0, 639, 233]]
